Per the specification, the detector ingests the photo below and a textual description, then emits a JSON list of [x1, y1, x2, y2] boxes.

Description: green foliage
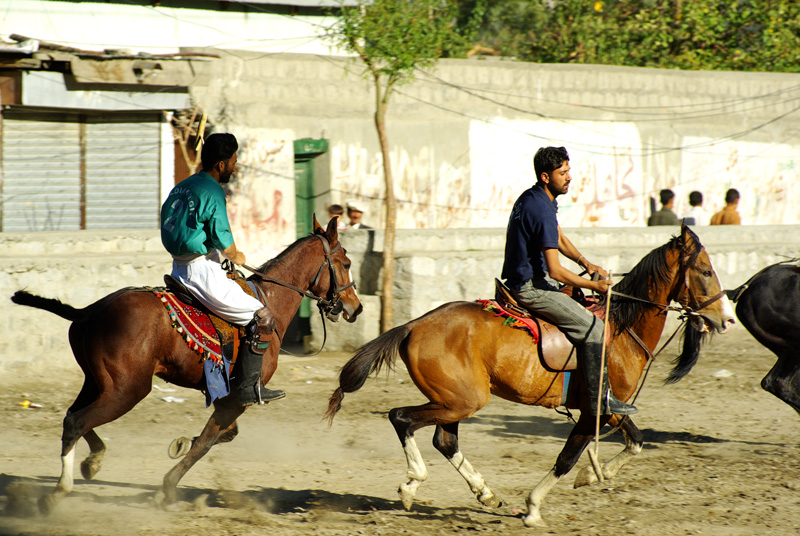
[[331, 0, 465, 90], [455, 0, 800, 73]]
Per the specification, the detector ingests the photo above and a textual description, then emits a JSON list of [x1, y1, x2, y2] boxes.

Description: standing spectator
[[346, 200, 372, 229], [681, 191, 710, 226], [710, 188, 741, 225], [647, 189, 680, 226], [327, 204, 348, 231]]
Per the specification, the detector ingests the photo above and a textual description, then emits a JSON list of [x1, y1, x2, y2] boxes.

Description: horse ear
[[312, 214, 324, 235], [325, 214, 340, 244]]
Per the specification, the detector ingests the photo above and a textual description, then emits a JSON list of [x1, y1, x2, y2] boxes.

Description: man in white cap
[[347, 200, 372, 229]]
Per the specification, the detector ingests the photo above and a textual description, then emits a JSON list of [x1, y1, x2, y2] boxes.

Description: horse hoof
[[168, 437, 192, 459], [80, 458, 101, 480], [37, 493, 59, 515], [478, 491, 503, 508], [154, 489, 178, 510], [523, 512, 547, 528], [398, 484, 415, 511], [573, 465, 598, 488]]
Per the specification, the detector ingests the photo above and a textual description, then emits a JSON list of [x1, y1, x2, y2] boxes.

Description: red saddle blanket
[[153, 289, 224, 368], [476, 299, 540, 344]]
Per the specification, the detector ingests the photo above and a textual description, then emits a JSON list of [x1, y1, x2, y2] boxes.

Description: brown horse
[[325, 224, 734, 527], [11, 216, 361, 513]]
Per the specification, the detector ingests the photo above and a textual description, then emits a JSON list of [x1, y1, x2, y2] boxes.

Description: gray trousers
[[510, 278, 604, 347]]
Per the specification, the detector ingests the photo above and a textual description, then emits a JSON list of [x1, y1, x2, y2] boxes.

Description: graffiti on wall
[[328, 121, 797, 230], [469, 119, 647, 228], [677, 139, 799, 225], [330, 142, 470, 229], [226, 130, 295, 262]]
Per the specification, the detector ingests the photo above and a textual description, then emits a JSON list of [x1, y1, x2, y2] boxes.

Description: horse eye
[[344, 264, 351, 271], [702, 270, 712, 277]]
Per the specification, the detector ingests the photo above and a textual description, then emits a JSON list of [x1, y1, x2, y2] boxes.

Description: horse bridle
[[242, 233, 356, 322], [611, 245, 726, 320]]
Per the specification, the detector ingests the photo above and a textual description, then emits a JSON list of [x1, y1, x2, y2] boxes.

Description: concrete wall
[[310, 224, 800, 351], [190, 53, 800, 231], [4, 225, 798, 377]]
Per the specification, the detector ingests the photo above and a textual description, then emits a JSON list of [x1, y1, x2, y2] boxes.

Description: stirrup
[[238, 384, 286, 406], [601, 391, 638, 416]]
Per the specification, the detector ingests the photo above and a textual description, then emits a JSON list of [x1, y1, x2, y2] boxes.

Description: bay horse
[[728, 261, 800, 413], [325, 224, 735, 527], [11, 216, 361, 513]]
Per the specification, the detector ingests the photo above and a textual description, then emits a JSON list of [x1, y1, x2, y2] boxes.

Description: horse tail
[[11, 290, 88, 322], [324, 323, 412, 426], [664, 322, 707, 384]]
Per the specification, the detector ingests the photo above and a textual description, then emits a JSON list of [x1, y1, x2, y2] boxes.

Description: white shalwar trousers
[[171, 251, 263, 326]]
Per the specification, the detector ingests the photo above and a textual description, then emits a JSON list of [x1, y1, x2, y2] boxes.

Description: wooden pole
[[591, 271, 613, 482]]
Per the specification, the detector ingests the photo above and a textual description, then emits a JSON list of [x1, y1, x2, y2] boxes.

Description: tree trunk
[[375, 91, 396, 333]]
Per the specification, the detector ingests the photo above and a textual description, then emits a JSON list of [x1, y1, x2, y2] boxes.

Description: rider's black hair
[[533, 146, 569, 183], [201, 133, 238, 172]]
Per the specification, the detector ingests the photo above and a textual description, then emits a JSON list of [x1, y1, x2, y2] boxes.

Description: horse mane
[[609, 227, 707, 384], [608, 236, 680, 333], [253, 234, 318, 275]]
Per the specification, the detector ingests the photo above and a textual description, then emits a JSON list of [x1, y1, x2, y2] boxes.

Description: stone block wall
[[3, 225, 798, 373]]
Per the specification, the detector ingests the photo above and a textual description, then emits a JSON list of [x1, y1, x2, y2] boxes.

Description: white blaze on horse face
[[711, 270, 736, 333], [718, 295, 735, 333], [349, 268, 359, 298]]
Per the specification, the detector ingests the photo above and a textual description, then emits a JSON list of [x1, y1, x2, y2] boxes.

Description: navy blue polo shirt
[[501, 183, 560, 290]]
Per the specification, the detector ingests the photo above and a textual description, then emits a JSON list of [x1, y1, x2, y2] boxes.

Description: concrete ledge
[[2, 225, 798, 371]]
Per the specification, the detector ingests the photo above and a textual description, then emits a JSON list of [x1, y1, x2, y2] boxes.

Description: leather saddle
[[163, 274, 249, 361], [494, 279, 579, 372]]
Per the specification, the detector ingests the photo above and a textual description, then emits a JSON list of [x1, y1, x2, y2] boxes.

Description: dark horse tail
[[11, 290, 88, 322], [325, 323, 412, 425]]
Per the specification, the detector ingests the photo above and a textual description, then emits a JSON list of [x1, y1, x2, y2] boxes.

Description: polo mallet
[[588, 270, 613, 482]]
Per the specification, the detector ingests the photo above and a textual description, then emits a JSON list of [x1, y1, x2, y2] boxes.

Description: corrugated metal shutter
[[1, 118, 81, 232], [85, 121, 160, 229]]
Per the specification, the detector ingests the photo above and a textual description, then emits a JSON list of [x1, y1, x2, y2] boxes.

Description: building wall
[[2, 225, 797, 375], [189, 53, 800, 234]]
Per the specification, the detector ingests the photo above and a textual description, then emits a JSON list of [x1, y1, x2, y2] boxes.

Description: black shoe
[[238, 385, 286, 406], [582, 342, 638, 416], [599, 391, 638, 416]]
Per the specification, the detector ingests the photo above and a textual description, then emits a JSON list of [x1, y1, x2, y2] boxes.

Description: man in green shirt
[[647, 189, 680, 226], [161, 133, 284, 406]]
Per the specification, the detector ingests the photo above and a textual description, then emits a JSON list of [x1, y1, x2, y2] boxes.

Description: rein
[[589, 244, 722, 439], [241, 234, 355, 356]]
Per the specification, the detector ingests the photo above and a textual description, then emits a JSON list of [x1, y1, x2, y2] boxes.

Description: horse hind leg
[[389, 398, 490, 511], [40, 380, 150, 514], [80, 429, 106, 480], [389, 406, 430, 510], [433, 422, 502, 508], [573, 416, 643, 488]]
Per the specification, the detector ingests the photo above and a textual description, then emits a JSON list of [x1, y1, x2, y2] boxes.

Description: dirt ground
[[2, 321, 799, 536]]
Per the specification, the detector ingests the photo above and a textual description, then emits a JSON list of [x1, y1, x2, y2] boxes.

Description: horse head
[[310, 214, 363, 323], [662, 223, 736, 384], [670, 223, 736, 335]]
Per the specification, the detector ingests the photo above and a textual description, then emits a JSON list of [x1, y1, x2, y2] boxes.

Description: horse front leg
[[156, 399, 243, 507], [433, 422, 502, 508], [524, 413, 608, 527], [573, 416, 643, 488], [761, 354, 800, 414]]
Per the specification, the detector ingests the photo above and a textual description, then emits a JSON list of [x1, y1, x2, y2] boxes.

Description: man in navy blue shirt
[[502, 146, 637, 417]]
